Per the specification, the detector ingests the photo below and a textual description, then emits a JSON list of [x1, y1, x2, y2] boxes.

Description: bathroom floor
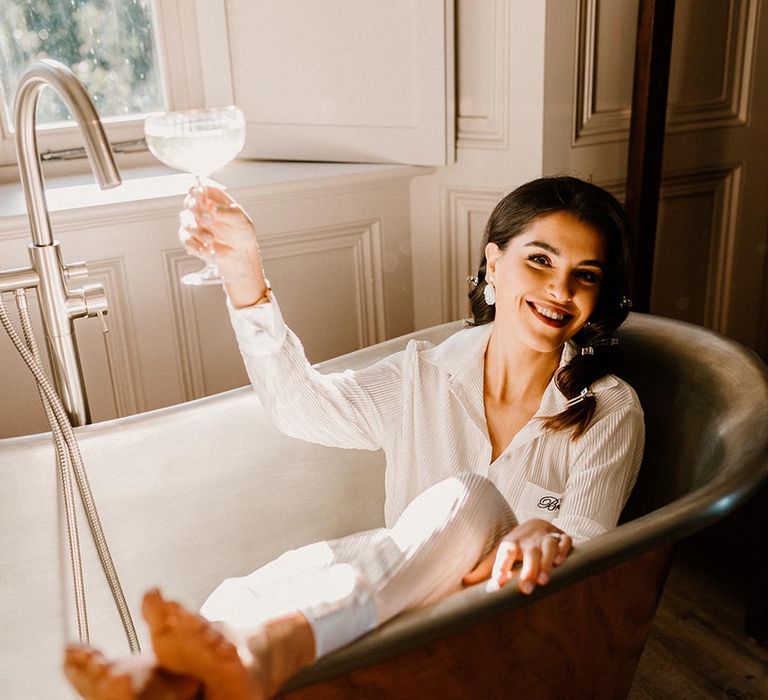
[[629, 535, 768, 699]]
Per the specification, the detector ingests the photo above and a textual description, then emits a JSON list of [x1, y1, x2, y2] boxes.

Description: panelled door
[[544, 0, 768, 354]]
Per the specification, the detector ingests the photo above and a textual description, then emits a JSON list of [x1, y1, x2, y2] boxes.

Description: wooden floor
[[629, 538, 768, 699]]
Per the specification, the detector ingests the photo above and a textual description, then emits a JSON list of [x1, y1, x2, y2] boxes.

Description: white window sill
[[0, 160, 428, 230]]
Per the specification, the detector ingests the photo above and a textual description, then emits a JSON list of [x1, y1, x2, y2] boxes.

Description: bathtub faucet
[[0, 59, 120, 425]]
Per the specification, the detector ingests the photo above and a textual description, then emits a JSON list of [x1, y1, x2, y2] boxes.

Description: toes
[[82, 649, 110, 679], [63, 646, 135, 700], [64, 644, 98, 671], [140, 590, 260, 699], [142, 589, 166, 629], [203, 632, 239, 662], [213, 637, 235, 659], [202, 627, 225, 646], [143, 590, 207, 637], [177, 611, 207, 635]]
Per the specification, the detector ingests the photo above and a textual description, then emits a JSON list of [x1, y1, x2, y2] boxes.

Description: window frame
[[0, 0, 206, 179]]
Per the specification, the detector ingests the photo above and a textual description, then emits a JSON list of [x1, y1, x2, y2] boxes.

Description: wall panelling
[[573, 0, 757, 146], [456, 0, 509, 149], [442, 188, 504, 321], [79, 258, 147, 417], [651, 167, 740, 332], [0, 164, 417, 437]]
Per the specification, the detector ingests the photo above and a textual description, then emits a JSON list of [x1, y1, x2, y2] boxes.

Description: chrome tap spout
[[11, 59, 120, 425], [14, 59, 121, 247]]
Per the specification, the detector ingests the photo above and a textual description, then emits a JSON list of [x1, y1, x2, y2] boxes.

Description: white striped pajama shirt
[[201, 296, 644, 658]]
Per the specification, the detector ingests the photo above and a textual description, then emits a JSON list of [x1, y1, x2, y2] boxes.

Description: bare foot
[[63, 645, 201, 700], [142, 589, 265, 700]]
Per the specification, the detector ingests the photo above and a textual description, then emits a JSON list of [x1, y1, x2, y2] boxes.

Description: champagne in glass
[[145, 106, 246, 285]]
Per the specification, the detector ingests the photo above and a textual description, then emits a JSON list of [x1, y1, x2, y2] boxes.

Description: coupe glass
[[145, 106, 246, 285]]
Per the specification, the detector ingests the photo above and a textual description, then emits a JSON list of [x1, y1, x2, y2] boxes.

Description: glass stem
[[194, 175, 217, 267]]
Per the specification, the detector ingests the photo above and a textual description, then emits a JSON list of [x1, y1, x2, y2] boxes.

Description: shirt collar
[[421, 322, 618, 444], [420, 322, 492, 384]]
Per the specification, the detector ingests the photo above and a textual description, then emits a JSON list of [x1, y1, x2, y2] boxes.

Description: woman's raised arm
[[179, 186, 406, 453]]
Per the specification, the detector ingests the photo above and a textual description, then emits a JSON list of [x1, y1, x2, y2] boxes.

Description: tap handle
[[64, 261, 89, 280], [67, 283, 109, 325], [95, 309, 109, 334], [81, 283, 108, 318]]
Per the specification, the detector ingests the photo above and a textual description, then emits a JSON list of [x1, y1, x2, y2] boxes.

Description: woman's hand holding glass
[[179, 186, 269, 308], [461, 519, 573, 595]]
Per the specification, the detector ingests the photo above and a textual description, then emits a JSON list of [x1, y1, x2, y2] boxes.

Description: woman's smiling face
[[485, 211, 607, 354]]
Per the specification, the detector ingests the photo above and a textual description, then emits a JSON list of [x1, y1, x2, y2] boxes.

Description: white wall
[[0, 163, 421, 437]]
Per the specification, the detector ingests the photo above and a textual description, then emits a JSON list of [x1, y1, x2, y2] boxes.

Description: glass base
[[181, 263, 222, 286]]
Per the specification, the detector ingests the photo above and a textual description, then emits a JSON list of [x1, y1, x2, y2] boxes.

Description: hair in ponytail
[[468, 176, 633, 439]]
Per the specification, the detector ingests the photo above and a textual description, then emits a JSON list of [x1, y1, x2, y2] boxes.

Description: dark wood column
[[625, 0, 676, 312]]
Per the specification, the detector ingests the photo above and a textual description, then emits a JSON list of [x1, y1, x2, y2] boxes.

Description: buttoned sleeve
[[551, 402, 645, 545], [228, 295, 405, 451]]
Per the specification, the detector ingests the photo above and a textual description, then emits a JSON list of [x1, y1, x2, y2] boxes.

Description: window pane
[[0, 0, 164, 128]]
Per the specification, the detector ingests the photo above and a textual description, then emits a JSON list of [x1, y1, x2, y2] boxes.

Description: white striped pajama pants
[[200, 473, 518, 659]]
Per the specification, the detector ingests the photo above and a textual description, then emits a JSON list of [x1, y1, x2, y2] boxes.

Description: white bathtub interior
[[0, 323, 458, 698]]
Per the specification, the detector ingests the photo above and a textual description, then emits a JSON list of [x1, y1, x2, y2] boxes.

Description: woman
[[64, 176, 644, 699]]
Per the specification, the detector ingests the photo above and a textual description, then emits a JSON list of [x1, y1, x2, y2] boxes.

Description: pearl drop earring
[[484, 276, 496, 306]]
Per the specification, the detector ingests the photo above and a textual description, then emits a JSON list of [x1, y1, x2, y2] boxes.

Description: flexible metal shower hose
[[15, 292, 90, 644], [0, 291, 140, 654], [15, 291, 89, 644]]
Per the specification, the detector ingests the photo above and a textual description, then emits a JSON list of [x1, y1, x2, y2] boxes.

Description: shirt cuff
[[551, 513, 607, 546], [227, 292, 288, 356]]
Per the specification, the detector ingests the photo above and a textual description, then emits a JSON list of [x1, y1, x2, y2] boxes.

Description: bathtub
[[1, 312, 766, 698]]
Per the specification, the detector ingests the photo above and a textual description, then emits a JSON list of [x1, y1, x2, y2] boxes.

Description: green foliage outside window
[[0, 0, 164, 127]]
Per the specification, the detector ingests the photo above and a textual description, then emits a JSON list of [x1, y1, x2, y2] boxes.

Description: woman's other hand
[[461, 519, 572, 594], [179, 186, 269, 308]]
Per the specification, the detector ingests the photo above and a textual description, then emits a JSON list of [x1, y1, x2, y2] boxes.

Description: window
[[0, 0, 204, 175], [0, 0, 163, 127]]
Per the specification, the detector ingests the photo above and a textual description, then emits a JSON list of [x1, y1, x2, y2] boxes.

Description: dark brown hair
[[468, 176, 633, 439]]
